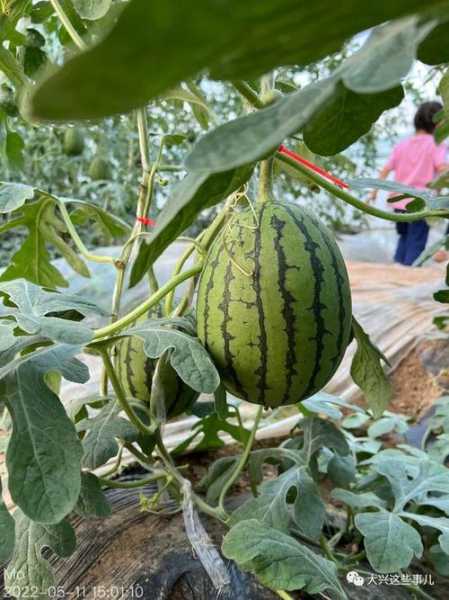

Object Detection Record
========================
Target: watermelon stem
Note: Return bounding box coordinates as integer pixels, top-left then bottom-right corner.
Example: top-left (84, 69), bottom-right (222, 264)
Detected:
top-left (257, 157), bottom-right (274, 205)
top-left (92, 263), bottom-right (203, 340)
top-left (218, 406), bottom-right (264, 518)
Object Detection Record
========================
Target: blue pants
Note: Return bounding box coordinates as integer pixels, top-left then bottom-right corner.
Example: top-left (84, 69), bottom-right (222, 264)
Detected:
top-left (394, 219), bottom-right (429, 266)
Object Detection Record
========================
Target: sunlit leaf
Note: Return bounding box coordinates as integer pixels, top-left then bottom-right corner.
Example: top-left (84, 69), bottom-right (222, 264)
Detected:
top-left (72, 0), bottom-right (112, 20)
top-left (0, 181), bottom-right (34, 213)
top-left (351, 318), bottom-right (392, 418)
top-left (0, 279), bottom-right (105, 344)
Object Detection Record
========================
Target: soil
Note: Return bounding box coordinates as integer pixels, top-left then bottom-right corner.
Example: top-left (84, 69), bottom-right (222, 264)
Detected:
top-left (390, 344), bottom-right (442, 420)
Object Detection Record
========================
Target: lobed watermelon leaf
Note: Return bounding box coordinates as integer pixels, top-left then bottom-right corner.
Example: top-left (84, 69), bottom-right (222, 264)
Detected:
top-left (5, 511), bottom-right (76, 597)
top-left (77, 401), bottom-right (138, 470)
top-left (231, 465), bottom-right (325, 540)
top-left (0, 279), bottom-right (106, 345)
top-left (355, 511), bottom-right (423, 572)
top-left (118, 322), bottom-right (221, 394)
top-left (222, 519), bottom-right (347, 599)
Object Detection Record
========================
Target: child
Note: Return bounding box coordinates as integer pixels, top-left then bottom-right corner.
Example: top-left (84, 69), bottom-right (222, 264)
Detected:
top-left (370, 101), bottom-right (448, 266)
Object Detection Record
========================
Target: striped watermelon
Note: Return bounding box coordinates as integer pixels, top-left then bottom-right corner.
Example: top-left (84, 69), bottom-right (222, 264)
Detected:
top-left (116, 307), bottom-right (198, 417)
top-left (196, 201), bottom-right (352, 408)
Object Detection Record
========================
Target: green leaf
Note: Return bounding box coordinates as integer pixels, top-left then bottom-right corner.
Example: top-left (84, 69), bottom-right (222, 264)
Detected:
top-left (173, 412), bottom-right (250, 454)
top-left (331, 489), bottom-right (387, 510)
top-left (0, 321), bottom-right (17, 352)
top-left (0, 478), bottom-right (15, 564)
top-left (122, 322), bottom-right (220, 393)
top-left (75, 472), bottom-right (111, 518)
top-left (301, 416), bottom-right (349, 462)
top-left (4, 344), bottom-right (87, 523)
top-left (0, 181), bottom-right (34, 213)
top-left (367, 414), bottom-right (409, 438)
top-left (72, 0), bottom-right (112, 20)
top-left (350, 318), bottom-right (392, 418)
top-left (0, 279), bottom-right (105, 345)
top-left (301, 392), bottom-right (365, 421)
top-left (27, 0), bottom-right (446, 120)
top-left (429, 543), bottom-right (449, 576)
top-left (186, 79), bottom-right (337, 173)
top-left (231, 466), bottom-right (325, 539)
top-left (341, 413), bottom-right (370, 429)
top-left (327, 453), bottom-right (356, 488)
top-left (199, 455), bottom-right (239, 504)
top-left (222, 519), bottom-right (346, 599)
top-left (372, 457), bottom-right (449, 512)
top-left (401, 512), bottom-right (449, 554)
top-left (130, 164), bottom-right (253, 287)
top-left (164, 86), bottom-right (210, 112)
top-left (5, 130), bottom-right (24, 169)
top-left (67, 197), bottom-right (131, 239)
top-left (355, 511), bottom-right (423, 572)
top-left (342, 17), bottom-right (436, 94)
top-left (78, 401), bottom-right (138, 470)
top-left (418, 19), bottom-right (449, 65)
top-left (349, 177), bottom-right (437, 204)
top-left (0, 194), bottom-right (75, 288)
top-left (303, 83), bottom-right (403, 156)
top-left (214, 383), bottom-right (229, 419)
top-left (5, 511), bottom-right (76, 597)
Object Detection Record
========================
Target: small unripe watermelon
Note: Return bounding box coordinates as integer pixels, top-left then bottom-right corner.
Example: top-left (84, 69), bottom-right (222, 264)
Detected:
top-left (63, 128), bottom-right (84, 156)
top-left (116, 308), bottom-right (198, 418)
top-left (196, 201), bottom-right (352, 408)
top-left (88, 157), bottom-right (111, 181)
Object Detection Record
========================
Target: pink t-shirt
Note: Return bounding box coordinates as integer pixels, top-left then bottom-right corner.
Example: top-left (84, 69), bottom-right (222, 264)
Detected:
top-left (385, 134), bottom-right (447, 209)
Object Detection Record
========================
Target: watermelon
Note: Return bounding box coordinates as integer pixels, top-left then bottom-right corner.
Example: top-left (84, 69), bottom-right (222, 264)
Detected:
top-left (63, 128), bottom-right (84, 156)
top-left (116, 309), bottom-right (198, 418)
top-left (88, 157), bottom-right (111, 181)
top-left (196, 201), bottom-right (352, 408)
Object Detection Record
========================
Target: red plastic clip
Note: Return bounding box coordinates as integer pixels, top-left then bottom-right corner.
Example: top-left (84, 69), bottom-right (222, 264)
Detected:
top-left (137, 216), bottom-right (156, 226)
top-left (278, 145), bottom-right (349, 189)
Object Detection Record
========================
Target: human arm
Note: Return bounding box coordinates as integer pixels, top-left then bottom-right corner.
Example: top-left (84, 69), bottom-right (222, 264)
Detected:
top-left (367, 164), bottom-right (393, 203)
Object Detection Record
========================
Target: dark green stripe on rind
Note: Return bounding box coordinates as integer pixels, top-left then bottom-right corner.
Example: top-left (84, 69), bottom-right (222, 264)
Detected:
top-left (271, 211), bottom-right (299, 405)
top-left (253, 204), bottom-right (269, 404)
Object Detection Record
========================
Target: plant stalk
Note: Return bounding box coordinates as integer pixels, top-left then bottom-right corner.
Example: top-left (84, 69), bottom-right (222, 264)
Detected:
top-left (219, 406), bottom-right (263, 517)
top-left (92, 264), bottom-right (203, 340)
top-left (232, 80), bottom-right (265, 109)
top-left (100, 349), bottom-right (154, 437)
top-left (276, 152), bottom-right (449, 224)
top-left (98, 471), bottom-right (167, 489)
top-left (50, 0), bottom-right (86, 50)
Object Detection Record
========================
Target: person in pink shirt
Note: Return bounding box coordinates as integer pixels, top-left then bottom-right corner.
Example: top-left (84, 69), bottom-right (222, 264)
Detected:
top-left (370, 102), bottom-right (448, 265)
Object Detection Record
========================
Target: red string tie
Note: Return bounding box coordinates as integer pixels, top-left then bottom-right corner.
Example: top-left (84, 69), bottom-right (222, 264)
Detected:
top-left (137, 216), bottom-right (156, 226)
top-left (278, 145), bottom-right (349, 189)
